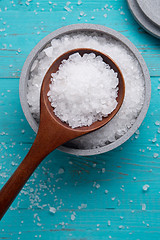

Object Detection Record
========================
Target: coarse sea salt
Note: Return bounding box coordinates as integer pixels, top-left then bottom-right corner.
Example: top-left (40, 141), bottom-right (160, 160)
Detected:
top-left (47, 53), bottom-right (119, 128)
top-left (27, 32), bottom-right (145, 149)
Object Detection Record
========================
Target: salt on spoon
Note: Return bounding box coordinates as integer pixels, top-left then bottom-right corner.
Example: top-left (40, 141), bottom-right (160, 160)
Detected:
top-left (0, 48), bottom-right (125, 219)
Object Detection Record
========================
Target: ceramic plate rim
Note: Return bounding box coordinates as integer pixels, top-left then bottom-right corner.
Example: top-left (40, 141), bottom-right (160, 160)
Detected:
top-left (127, 0), bottom-right (160, 39)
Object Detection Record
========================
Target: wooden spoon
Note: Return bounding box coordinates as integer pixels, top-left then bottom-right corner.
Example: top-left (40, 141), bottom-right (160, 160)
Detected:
top-left (0, 48), bottom-right (125, 220)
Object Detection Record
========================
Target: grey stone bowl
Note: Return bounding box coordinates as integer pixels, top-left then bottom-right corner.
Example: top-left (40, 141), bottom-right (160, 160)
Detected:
top-left (19, 24), bottom-right (151, 156)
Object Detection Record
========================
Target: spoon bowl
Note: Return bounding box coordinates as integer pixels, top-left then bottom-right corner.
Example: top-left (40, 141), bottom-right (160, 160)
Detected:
top-left (0, 48), bottom-right (125, 219)
top-left (42, 48), bottom-right (125, 132)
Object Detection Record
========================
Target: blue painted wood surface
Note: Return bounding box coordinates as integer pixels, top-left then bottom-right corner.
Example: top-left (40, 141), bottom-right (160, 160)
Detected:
top-left (0, 0), bottom-right (160, 239)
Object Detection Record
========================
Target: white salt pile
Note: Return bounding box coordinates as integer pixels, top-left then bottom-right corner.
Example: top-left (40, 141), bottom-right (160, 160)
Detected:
top-left (47, 53), bottom-right (119, 128)
top-left (27, 32), bottom-right (145, 149)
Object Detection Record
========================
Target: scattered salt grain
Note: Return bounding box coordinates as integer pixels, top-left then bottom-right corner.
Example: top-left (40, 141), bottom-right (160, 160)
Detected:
top-left (49, 207), bottom-right (56, 214)
top-left (30, 188), bottom-right (34, 192)
top-left (64, 6), bottom-right (71, 12)
top-left (71, 214), bottom-right (76, 221)
top-left (143, 184), bottom-right (149, 191)
top-left (58, 168), bottom-right (64, 174)
top-left (48, 53), bottom-right (119, 128)
top-left (155, 121), bottom-right (160, 126)
top-left (108, 220), bottom-right (111, 226)
top-left (66, 1), bottom-right (71, 6)
top-left (152, 138), bottom-right (157, 143)
top-left (95, 184), bottom-right (100, 189)
top-left (142, 203), bottom-right (146, 211)
top-left (119, 225), bottom-right (124, 229)
top-left (105, 190), bottom-right (108, 194)
top-left (153, 153), bottom-right (159, 158)
top-left (77, 0), bottom-right (82, 5)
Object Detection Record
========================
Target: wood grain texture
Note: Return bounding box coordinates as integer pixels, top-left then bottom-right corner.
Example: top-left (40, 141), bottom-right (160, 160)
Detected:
top-left (0, 0), bottom-right (160, 239)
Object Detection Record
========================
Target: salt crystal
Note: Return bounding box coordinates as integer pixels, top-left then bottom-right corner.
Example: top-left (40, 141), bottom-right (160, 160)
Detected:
top-left (153, 153), bottom-right (159, 158)
top-left (119, 225), bottom-right (124, 229)
top-left (143, 184), bottom-right (149, 191)
top-left (142, 203), bottom-right (146, 211)
top-left (155, 121), bottom-right (160, 126)
top-left (96, 184), bottom-right (100, 189)
top-left (71, 214), bottom-right (75, 221)
top-left (80, 11), bottom-right (84, 16)
top-left (77, 0), bottom-right (82, 5)
top-left (105, 190), bottom-right (108, 194)
top-left (58, 168), bottom-right (64, 174)
top-left (108, 220), bottom-right (111, 226)
top-left (64, 6), bottom-right (71, 12)
top-left (49, 207), bottom-right (56, 214)
top-left (152, 138), bottom-right (157, 143)
top-left (66, 1), bottom-right (71, 6)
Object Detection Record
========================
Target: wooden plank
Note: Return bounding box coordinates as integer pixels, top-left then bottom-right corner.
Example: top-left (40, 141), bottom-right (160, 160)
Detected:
top-left (0, 0), bottom-right (160, 239)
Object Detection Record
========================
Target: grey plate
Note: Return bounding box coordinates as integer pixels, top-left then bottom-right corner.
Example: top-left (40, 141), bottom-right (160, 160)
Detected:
top-left (127, 0), bottom-right (160, 39)
top-left (19, 24), bottom-right (151, 156)
top-left (137, 0), bottom-right (160, 27)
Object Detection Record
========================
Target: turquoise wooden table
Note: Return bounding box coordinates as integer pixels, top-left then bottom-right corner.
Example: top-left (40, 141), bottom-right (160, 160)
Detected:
top-left (0, 0), bottom-right (160, 239)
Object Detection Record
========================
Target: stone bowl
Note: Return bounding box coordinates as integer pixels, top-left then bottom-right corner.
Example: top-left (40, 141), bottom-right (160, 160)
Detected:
top-left (19, 24), bottom-right (151, 156)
